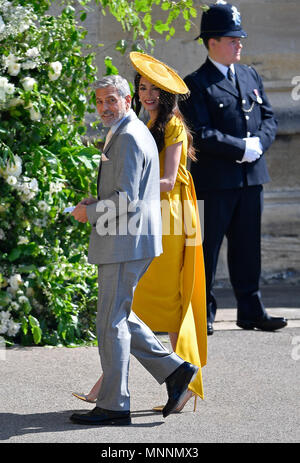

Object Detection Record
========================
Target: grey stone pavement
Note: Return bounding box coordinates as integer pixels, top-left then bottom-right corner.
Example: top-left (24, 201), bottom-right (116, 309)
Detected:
top-left (0, 285), bottom-right (299, 445)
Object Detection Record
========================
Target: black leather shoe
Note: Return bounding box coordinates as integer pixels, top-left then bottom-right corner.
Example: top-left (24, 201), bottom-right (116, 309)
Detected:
top-left (237, 316), bottom-right (287, 331)
top-left (70, 406), bottom-right (131, 426)
top-left (207, 322), bottom-right (214, 335)
top-left (162, 361), bottom-right (199, 418)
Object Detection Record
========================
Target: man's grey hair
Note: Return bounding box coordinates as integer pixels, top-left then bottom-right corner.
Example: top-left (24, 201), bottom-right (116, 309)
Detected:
top-left (93, 75), bottom-right (131, 98)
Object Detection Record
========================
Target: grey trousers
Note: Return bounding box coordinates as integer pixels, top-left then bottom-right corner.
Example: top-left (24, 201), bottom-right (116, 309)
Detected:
top-left (96, 258), bottom-right (183, 411)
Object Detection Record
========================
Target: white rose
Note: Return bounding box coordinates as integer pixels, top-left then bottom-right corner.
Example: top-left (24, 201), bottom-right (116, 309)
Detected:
top-left (49, 61), bottom-right (62, 74)
top-left (48, 61), bottom-right (62, 81)
top-left (22, 60), bottom-right (37, 70)
top-left (0, 15), bottom-right (5, 34)
top-left (3, 54), bottom-right (18, 68)
top-left (9, 98), bottom-right (24, 108)
top-left (6, 175), bottom-right (17, 186)
top-left (0, 89), bottom-right (6, 102)
top-left (4, 155), bottom-right (22, 178)
top-left (38, 200), bottom-right (50, 212)
top-left (0, 76), bottom-right (9, 89)
top-left (48, 71), bottom-right (60, 81)
top-left (10, 302), bottom-right (20, 310)
top-left (21, 77), bottom-right (37, 92)
top-left (9, 274), bottom-right (23, 291)
top-left (29, 107), bottom-right (41, 121)
top-left (0, 322), bottom-right (8, 334)
top-left (7, 320), bottom-right (20, 337)
top-left (17, 236), bottom-right (29, 245)
top-left (26, 287), bottom-right (35, 297)
top-left (19, 295), bottom-right (29, 305)
top-left (4, 82), bottom-right (15, 95)
top-left (0, 311), bottom-right (11, 322)
top-left (19, 23), bottom-right (30, 33)
top-left (8, 62), bottom-right (21, 76)
top-left (29, 178), bottom-right (39, 192)
top-left (26, 47), bottom-right (39, 59)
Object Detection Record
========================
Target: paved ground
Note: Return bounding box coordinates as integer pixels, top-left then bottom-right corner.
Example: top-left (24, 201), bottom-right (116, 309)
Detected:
top-left (1, 286), bottom-right (299, 446)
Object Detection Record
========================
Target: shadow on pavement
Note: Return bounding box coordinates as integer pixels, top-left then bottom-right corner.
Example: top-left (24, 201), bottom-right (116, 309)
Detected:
top-left (0, 409), bottom-right (164, 441)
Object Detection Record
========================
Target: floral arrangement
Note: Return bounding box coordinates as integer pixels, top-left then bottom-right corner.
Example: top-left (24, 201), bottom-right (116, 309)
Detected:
top-left (0, 1), bottom-right (101, 346)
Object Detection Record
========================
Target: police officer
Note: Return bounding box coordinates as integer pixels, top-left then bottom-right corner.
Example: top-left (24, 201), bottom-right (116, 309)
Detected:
top-left (180, 1), bottom-right (287, 335)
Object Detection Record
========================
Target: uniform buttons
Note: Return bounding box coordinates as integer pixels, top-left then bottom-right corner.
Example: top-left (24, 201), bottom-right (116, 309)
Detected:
top-left (219, 103), bottom-right (224, 108)
top-left (242, 99), bottom-right (246, 104)
top-left (245, 115), bottom-right (250, 120)
top-left (247, 132), bottom-right (251, 137)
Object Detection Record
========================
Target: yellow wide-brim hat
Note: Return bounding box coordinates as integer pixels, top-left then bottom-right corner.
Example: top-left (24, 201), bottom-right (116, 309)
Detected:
top-left (129, 51), bottom-right (189, 95)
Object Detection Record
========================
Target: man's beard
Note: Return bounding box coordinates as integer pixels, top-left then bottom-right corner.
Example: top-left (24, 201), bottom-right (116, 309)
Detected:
top-left (100, 108), bottom-right (127, 127)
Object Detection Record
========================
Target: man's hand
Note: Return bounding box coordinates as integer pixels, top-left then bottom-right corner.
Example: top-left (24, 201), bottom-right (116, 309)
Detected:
top-left (71, 204), bottom-right (88, 223)
top-left (79, 196), bottom-right (97, 206)
top-left (237, 137), bottom-right (263, 163)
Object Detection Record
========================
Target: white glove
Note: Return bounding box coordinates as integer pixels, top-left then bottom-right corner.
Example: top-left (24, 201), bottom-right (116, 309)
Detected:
top-left (237, 137), bottom-right (263, 163)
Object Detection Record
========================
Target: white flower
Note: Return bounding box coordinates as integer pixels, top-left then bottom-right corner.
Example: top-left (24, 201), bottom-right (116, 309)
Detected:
top-left (0, 15), bottom-right (5, 34)
top-left (18, 295), bottom-right (29, 305)
top-left (21, 77), bottom-right (37, 92)
top-left (19, 23), bottom-right (30, 33)
top-left (38, 200), bottom-right (50, 212)
top-left (22, 60), bottom-right (37, 70)
top-left (6, 175), bottom-right (17, 186)
top-left (0, 89), bottom-right (6, 102)
top-left (9, 274), bottom-right (23, 291)
top-left (48, 61), bottom-right (62, 81)
top-left (29, 107), bottom-right (41, 121)
top-left (0, 229), bottom-right (5, 240)
top-left (10, 301), bottom-right (20, 310)
top-left (17, 236), bottom-right (29, 245)
top-left (0, 322), bottom-right (8, 334)
top-left (7, 320), bottom-right (20, 337)
top-left (49, 61), bottom-right (62, 74)
top-left (26, 47), bottom-right (39, 59)
top-left (0, 76), bottom-right (9, 89)
top-left (26, 287), bottom-right (34, 297)
top-left (29, 178), bottom-right (39, 192)
top-left (8, 62), bottom-right (21, 76)
top-left (0, 311), bottom-right (11, 322)
top-left (50, 181), bottom-right (64, 194)
top-left (2, 54), bottom-right (18, 68)
top-left (8, 98), bottom-right (24, 108)
top-left (4, 82), bottom-right (15, 95)
top-left (48, 71), bottom-right (60, 81)
top-left (3, 154), bottom-right (22, 178)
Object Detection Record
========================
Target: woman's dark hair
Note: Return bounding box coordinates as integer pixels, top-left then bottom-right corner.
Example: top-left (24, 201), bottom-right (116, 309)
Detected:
top-left (132, 73), bottom-right (196, 161)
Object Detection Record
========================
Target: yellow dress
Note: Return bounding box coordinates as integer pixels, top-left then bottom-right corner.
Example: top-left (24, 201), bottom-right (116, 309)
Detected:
top-left (132, 116), bottom-right (207, 399)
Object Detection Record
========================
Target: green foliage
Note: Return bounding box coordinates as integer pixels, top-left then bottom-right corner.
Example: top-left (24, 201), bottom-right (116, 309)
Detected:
top-left (0, 1), bottom-right (99, 346)
top-left (78, 0), bottom-right (207, 48)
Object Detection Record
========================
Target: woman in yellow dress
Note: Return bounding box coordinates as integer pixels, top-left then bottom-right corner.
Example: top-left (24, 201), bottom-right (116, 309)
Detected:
top-left (72, 53), bottom-right (207, 411)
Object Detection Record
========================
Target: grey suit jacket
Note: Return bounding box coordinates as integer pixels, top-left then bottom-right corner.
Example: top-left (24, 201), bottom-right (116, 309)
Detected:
top-left (86, 111), bottom-right (162, 264)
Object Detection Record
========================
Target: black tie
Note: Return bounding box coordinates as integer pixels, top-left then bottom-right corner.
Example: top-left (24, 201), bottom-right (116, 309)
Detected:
top-left (227, 67), bottom-right (236, 88)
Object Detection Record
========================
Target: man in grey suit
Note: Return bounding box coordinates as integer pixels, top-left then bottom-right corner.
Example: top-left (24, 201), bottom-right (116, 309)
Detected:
top-left (70, 75), bottom-right (198, 426)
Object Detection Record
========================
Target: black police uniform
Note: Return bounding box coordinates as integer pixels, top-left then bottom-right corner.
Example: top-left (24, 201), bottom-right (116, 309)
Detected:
top-left (179, 3), bottom-right (286, 331)
top-left (180, 59), bottom-right (277, 325)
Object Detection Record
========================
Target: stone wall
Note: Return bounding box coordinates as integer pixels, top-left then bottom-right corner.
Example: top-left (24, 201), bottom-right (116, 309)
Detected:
top-left (51, 0), bottom-right (300, 284)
